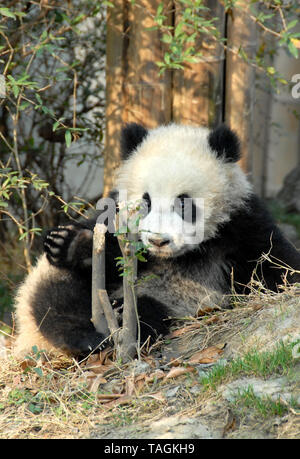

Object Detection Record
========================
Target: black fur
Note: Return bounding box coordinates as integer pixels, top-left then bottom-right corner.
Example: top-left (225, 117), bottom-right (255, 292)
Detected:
top-left (43, 218), bottom-right (122, 293)
top-left (31, 274), bottom-right (169, 357)
top-left (120, 123), bottom-right (148, 160)
top-left (37, 192), bottom-right (300, 356)
top-left (34, 226), bottom-right (170, 356)
top-left (32, 272), bottom-right (107, 355)
top-left (175, 194), bottom-right (300, 293)
top-left (208, 124), bottom-right (240, 162)
top-left (18, 123), bottom-right (300, 358)
top-left (36, 216), bottom-right (170, 356)
top-left (43, 223), bottom-right (93, 272)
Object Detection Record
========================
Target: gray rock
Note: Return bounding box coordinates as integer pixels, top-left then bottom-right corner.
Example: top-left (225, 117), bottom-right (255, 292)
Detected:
top-left (220, 376), bottom-right (299, 404)
top-left (277, 165), bottom-right (300, 213)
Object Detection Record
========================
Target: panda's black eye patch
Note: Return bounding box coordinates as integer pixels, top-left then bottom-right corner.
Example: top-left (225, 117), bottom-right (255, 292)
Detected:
top-left (142, 192), bottom-right (151, 208)
top-left (141, 192), bottom-right (151, 217)
top-left (174, 194), bottom-right (197, 223)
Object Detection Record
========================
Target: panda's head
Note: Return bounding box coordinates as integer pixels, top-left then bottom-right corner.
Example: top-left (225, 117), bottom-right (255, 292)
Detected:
top-left (115, 123), bottom-right (252, 258)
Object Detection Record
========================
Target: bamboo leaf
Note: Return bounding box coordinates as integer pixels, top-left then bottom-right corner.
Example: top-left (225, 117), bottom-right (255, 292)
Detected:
top-left (0, 8), bottom-right (16, 19)
top-left (287, 40), bottom-right (298, 59)
top-left (65, 130), bottom-right (72, 148)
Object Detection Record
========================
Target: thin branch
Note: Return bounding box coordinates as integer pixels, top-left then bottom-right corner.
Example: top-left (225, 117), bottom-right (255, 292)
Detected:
top-left (91, 222), bottom-right (119, 344)
top-left (0, 31), bottom-right (14, 76)
top-left (116, 217), bottom-right (139, 362)
top-left (73, 71), bottom-right (78, 130)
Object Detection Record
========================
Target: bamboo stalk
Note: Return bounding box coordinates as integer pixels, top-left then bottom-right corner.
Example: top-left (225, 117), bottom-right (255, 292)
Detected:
top-left (91, 222), bottom-right (110, 337)
top-left (116, 231), bottom-right (139, 362)
top-left (91, 218), bottom-right (139, 360)
top-left (98, 289), bottom-right (119, 343)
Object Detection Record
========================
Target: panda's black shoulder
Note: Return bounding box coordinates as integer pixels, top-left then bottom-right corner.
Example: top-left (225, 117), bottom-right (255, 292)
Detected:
top-left (216, 194), bottom-right (281, 253)
top-left (215, 193), bottom-right (300, 288)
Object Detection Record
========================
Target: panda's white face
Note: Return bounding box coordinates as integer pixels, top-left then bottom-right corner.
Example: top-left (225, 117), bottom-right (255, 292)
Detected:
top-left (116, 124), bottom-right (252, 258)
top-left (135, 192), bottom-right (204, 258)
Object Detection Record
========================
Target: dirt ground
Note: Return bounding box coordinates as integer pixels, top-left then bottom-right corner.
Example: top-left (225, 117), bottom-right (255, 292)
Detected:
top-left (0, 286), bottom-right (299, 439)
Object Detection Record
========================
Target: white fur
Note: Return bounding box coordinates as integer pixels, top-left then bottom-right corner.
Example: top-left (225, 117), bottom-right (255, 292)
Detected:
top-left (116, 124), bottom-right (252, 257)
top-left (14, 254), bottom-right (67, 357)
top-left (13, 124), bottom-right (253, 355)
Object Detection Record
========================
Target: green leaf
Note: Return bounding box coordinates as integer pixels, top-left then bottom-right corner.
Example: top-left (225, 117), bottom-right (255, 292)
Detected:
top-left (33, 367), bottom-right (43, 378)
top-left (238, 46), bottom-right (248, 62)
top-left (0, 8), bottom-right (16, 19)
top-left (161, 33), bottom-right (172, 44)
top-left (287, 40), bottom-right (298, 59)
top-left (19, 233), bottom-right (28, 241)
top-left (135, 252), bottom-right (147, 262)
top-left (55, 66), bottom-right (69, 73)
top-left (40, 30), bottom-right (48, 41)
top-left (65, 130), bottom-right (72, 148)
top-left (9, 82), bottom-right (19, 98)
top-left (157, 3), bottom-right (164, 16)
top-left (71, 13), bottom-right (85, 25)
top-left (28, 402), bottom-right (43, 414)
top-left (287, 20), bottom-right (298, 31)
top-left (52, 120), bottom-right (60, 132)
top-left (31, 345), bottom-right (39, 355)
top-left (35, 93), bottom-right (42, 105)
top-left (278, 78), bottom-right (288, 85)
top-left (164, 53), bottom-right (171, 64)
top-left (19, 102), bottom-right (30, 111)
top-left (174, 22), bottom-right (184, 38)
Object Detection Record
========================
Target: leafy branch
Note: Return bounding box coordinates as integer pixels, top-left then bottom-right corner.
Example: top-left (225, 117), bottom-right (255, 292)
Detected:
top-left (0, 1), bottom-right (106, 273)
top-left (152, 0), bottom-right (300, 87)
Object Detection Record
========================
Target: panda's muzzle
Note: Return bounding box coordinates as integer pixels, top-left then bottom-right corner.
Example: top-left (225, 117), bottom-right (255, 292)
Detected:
top-left (148, 236), bottom-right (170, 248)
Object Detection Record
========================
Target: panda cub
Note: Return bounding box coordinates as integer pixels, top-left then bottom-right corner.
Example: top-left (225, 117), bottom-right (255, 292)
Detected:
top-left (14, 123), bottom-right (300, 358)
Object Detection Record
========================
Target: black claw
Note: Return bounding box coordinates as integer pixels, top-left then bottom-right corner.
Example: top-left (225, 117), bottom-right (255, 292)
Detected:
top-left (43, 224), bottom-right (93, 270)
top-left (75, 333), bottom-right (109, 354)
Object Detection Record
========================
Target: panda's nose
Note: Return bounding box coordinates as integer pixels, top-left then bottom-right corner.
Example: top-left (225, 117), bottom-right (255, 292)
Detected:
top-left (149, 236), bottom-right (170, 247)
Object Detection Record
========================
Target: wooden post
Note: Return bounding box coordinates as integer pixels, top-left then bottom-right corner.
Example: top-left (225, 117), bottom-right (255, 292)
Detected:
top-left (224, 1), bottom-right (257, 173)
top-left (104, 1), bottom-right (125, 196)
top-left (104, 0), bottom-right (172, 195)
top-left (172, 0), bottom-right (225, 127)
top-left (121, 0), bottom-right (172, 128)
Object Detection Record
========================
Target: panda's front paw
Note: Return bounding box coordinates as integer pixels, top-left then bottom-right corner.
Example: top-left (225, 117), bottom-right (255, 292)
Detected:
top-left (76, 335), bottom-right (108, 354)
top-left (44, 225), bottom-right (77, 267)
top-left (44, 224), bottom-right (93, 269)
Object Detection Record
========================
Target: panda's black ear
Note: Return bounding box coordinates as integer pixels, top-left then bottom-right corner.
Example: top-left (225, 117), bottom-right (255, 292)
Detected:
top-left (208, 124), bottom-right (241, 163)
top-left (120, 123), bottom-right (148, 160)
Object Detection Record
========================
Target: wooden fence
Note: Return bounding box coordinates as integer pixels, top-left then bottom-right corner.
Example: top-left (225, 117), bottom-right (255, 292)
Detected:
top-left (104, 0), bottom-right (300, 198)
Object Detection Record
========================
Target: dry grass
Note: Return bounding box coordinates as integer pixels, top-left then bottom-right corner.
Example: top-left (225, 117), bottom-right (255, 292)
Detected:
top-left (0, 353), bottom-right (99, 438)
top-left (0, 284), bottom-right (299, 439)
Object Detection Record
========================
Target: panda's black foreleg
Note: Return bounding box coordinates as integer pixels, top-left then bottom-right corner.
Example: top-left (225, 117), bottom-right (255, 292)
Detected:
top-left (43, 222), bottom-right (94, 271)
top-left (62, 328), bottom-right (109, 356)
top-left (112, 295), bottom-right (171, 345)
top-left (57, 295), bottom-right (170, 356)
top-left (43, 220), bottom-right (124, 294)
top-left (60, 295), bottom-right (170, 356)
